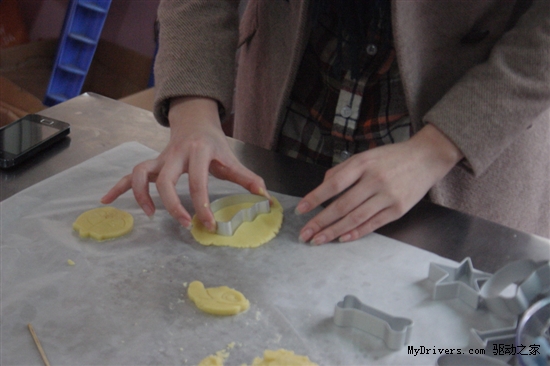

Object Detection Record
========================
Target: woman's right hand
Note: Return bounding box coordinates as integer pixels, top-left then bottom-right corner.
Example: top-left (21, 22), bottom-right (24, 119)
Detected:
top-left (101, 96), bottom-right (269, 231)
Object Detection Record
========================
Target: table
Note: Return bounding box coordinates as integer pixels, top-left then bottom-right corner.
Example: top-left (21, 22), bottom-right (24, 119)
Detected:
top-left (2, 93), bottom-right (549, 273)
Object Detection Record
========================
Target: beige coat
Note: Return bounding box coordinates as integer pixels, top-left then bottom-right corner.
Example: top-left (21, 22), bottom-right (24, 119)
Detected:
top-left (154, 0), bottom-right (550, 238)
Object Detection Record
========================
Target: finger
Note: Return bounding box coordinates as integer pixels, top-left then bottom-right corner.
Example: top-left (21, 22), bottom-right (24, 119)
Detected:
top-left (101, 174), bottom-right (133, 204)
top-left (188, 149), bottom-right (216, 232)
top-left (338, 206), bottom-right (400, 243)
top-left (131, 160), bottom-right (161, 216)
top-left (309, 193), bottom-right (390, 245)
top-left (156, 155), bottom-right (193, 228)
top-left (298, 184), bottom-right (372, 243)
top-left (211, 159), bottom-right (270, 199)
top-left (295, 162), bottom-right (362, 215)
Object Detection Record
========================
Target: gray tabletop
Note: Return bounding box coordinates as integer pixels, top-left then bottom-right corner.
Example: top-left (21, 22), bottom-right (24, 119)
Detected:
top-left (2, 93), bottom-right (548, 273)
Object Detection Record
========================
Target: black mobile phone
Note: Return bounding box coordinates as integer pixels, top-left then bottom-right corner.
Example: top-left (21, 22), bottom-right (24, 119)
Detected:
top-left (0, 114), bottom-right (70, 169)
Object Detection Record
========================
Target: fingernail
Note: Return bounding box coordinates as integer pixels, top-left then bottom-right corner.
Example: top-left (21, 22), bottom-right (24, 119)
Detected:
top-left (339, 234), bottom-right (352, 243)
top-left (258, 187), bottom-right (271, 201)
top-left (299, 229), bottom-right (313, 243)
top-left (143, 204), bottom-right (154, 217)
top-left (294, 201), bottom-right (310, 215)
top-left (178, 217), bottom-right (192, 230)
top-left (310, 234), bottom-right (327, 246)
top-left (204, 220), bottom-right (216, 233)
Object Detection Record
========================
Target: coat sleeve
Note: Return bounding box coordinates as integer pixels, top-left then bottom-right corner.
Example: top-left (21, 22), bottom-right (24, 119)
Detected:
top-left (424, 0), bottom-right (550, 176)
top-left (153, 0), bottom-right (241, 126)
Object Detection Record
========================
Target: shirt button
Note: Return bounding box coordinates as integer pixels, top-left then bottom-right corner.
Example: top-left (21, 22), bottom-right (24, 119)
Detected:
top-left (341, 106), bottom-right (352, 118)
top-left (366, 44), bottom-right (377, 56)
top-left (339, 150), bottom-right (351, 161)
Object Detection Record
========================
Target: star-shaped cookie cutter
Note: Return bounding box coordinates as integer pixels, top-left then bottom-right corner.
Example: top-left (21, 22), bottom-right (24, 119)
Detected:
top-left (428, 257), bottom-right (492, 308)
top-left (210, 194), bottom-right (271, 236)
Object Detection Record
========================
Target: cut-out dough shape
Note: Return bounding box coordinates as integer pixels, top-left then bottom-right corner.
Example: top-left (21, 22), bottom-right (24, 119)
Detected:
top-left (73, 207), bottom-right (133, 241)
top-left (191, 196), bottom-right (283, 248)
top-left (250, 349), bottom-right (318, 366)
top-left (188, 281), bottom-right (249, 315)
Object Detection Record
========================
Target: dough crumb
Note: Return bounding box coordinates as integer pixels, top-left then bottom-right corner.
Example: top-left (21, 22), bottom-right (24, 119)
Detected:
top-left (198, 349), bottom-right (229, 366)
top-left (67, 259), bottom-right (75, 266)
top-left (248, 349), bottom-right (318, 366)
top-left (188, 281), bottom-right (249, 315)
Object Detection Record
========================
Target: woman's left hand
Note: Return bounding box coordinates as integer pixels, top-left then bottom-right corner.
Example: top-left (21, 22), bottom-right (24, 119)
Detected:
top-left (295, 124), bottom-right (464, 245)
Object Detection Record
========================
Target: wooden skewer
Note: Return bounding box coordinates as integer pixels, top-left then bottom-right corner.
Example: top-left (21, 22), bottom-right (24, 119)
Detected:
top-left (27, 323), bottom-right (51, 366)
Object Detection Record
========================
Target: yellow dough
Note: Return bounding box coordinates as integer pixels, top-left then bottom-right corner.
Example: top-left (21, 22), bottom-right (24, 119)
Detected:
top-left (198, 355), bottom-right (223, 366)
top-left (191, 196), bottom-right (283, 248)
top-left (198, 350), bottom-right (229, 366)
top-left (73, 206), bottom-right (133, 241)
top-left (250, 349), bottom-right (318, 366)
top-left (188, 281), bottom-right (249, 315)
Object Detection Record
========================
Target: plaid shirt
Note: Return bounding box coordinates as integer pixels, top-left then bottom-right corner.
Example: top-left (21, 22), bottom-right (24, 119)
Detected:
top-left (276, 0), bottom-right (410, 167)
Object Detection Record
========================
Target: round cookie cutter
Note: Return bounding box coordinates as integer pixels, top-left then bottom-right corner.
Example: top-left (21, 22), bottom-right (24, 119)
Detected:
top-left (479, 260), bottom-right (550, 319)
top-left (516, 296), bottom-right (550, 366)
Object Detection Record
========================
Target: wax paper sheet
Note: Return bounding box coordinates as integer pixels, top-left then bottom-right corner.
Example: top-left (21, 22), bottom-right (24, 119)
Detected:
top-left (1, 142), bottom-right (514, 365)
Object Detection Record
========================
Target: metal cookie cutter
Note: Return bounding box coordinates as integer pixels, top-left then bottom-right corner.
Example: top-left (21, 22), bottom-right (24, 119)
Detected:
top-left (516, 296), bottom-right (550, 366)
top-left (428, 257), bottom-right (492, 308)
top-left (333, 295), bottom-right (413, 350)
top-left (479, 260), bottom-right (550, 319)
top-left (210, 194), bottom-right (270, 236)
top-left (468, 324), bottom-right (518, 363)
top-left (437, 354), bottom-right (509, 366)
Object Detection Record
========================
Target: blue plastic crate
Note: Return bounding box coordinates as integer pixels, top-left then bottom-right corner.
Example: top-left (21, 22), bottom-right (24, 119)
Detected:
top-left (44, 0), bottom-right (112, 106)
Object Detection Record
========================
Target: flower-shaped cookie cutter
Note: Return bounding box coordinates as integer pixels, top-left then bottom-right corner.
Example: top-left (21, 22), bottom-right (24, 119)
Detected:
top-left (210, 194), bottom-right (271, 236)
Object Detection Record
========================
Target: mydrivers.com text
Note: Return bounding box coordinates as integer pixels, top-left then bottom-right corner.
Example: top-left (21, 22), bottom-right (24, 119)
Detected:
top-left (407, 345), bottom-right (485, 357)
top-left (407, 343), bottom-right (542, 357)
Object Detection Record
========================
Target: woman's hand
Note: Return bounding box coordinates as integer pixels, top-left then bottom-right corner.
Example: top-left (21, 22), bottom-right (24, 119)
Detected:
top-left (295, 124), bottom-right (464, 244)
top-left (101, 97), bottom-right (269, 231)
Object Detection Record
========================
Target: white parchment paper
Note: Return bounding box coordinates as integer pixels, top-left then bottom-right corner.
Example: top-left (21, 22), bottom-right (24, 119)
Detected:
top-left (1, 142), bottom-right (513, 365)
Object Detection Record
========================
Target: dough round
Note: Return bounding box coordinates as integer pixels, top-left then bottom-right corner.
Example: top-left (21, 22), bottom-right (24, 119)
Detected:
top-left (73, 206), bottom-right (133, 241)
top-left (188, 281), bottom-right (249, 316)
top-left (191, 196), bottom-right (283, 248)
top-left (251, 349), bottom-right (318, 366)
